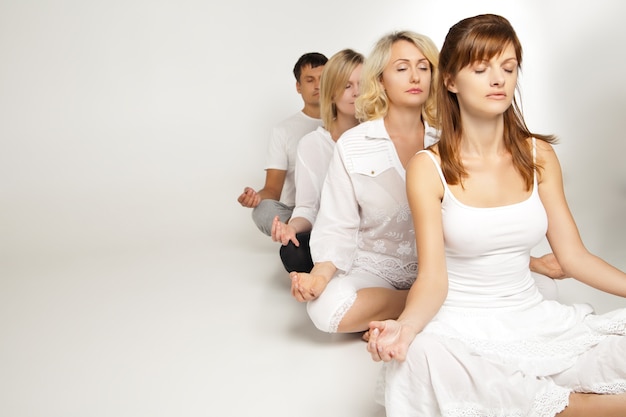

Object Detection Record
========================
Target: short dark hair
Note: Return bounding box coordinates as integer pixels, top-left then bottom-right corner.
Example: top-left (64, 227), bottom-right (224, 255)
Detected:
top-left (293, 52), bottom-right (328, 82)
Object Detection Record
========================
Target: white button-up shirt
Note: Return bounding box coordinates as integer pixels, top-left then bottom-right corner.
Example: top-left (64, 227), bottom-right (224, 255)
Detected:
top-left (292, 126), bottom-right (335, 226)
top-left (310, 118), bottom-right (439, 289)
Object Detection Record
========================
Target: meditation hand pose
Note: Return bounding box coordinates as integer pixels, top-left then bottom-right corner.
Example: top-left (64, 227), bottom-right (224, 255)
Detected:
top-left (291, 31), bottom-right (441, 333)
top-left (270, 49), bottom-right (364, 274)
top-left (291, 30), bottom-right (567, 337)
top-left (367, 14), bottom-right (626, 417)
top-left (237, 52), bottom-right (327, 236)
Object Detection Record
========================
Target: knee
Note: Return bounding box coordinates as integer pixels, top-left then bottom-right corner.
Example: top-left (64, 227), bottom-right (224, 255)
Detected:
top-left (306, 292), bottom-right (357, 333)
top-left (251, 200), bottom-right (276, 235)
top-left (280, 239), bottom-right (313, 273)
top-left (306, 299), bottom-right (335, 333)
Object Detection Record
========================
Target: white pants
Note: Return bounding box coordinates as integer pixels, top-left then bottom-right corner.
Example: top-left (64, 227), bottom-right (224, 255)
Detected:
top-left (306, 269), bottom-right (396, 333)
top-left (307, 271), bottom-right (559, 333)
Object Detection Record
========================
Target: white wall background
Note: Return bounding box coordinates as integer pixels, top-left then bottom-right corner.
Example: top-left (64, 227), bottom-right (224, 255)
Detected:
top-left (1, 0), bottom-right (625, 308)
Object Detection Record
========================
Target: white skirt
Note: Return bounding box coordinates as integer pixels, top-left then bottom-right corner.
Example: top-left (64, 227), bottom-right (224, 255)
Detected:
top-left (381, 301), bottom-right (626, 417)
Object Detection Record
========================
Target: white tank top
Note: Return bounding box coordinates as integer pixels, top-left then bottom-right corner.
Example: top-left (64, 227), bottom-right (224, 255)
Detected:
top-left (419, 140), bottom-right (547, 310)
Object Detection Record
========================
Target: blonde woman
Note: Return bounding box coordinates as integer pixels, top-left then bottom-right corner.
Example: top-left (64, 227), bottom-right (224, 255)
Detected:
top-left (368, 14), bottom-right (626, 416)
top-left (289, 31), bottom-right (441, 334)
top-left (271, 48), bottom-right (364, 272)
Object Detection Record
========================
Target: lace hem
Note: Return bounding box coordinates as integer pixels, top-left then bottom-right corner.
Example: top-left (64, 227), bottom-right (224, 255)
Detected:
top-left (441, 385), bottom-right (569, 417)
top-left (353, 255), bottom-right (417, 289)
top-left (530, 385), bottom-right (570, 417)
top-left (424, 308), bottom-right (617, 375)
top-left (328, 293), bottom-right (357, 333)
top-left (463, 334), bottom-right (607, 363)
top-left (585, 309), bottom-right (626, 335)
top-left (579, 380), bottom-right (626, 395)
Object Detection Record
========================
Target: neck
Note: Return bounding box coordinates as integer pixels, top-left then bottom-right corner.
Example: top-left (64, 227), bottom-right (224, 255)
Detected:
top-left (302, 103), bottom-right (321, 119)
top-left (329, 114), bottom-right (359, 141)
top-left (460, 115), bottom-right (505, 156)
top-left (384, 106), bottom-right (424, 139)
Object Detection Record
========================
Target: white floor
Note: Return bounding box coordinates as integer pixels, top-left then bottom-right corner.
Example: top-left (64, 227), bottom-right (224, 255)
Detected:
top-left (0, 232), bottom-right (386, 417)
top-left (2, 210), bottom-right (624, 417)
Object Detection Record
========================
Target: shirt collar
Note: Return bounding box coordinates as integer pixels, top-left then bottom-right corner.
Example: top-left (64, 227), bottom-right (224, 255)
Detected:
top-left (364, 118), bottom-right (390, 140)
top-left (365, 117), bottom-right (440, 148)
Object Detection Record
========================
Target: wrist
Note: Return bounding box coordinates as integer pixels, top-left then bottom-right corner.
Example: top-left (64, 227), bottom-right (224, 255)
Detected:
top-left (311, 261), bottom-right (337, 284)
top-left (397, 317), bottom-right (422, 337)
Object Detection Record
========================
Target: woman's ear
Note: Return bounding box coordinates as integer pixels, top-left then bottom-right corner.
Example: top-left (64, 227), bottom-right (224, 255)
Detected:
top-left (442, 72), bottom-right (458, 93)
top-left (444, 75), bottom-right (458, 93)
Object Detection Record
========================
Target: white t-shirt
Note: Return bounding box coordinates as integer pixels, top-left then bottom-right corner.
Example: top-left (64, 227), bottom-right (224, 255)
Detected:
top-left (310, 118), bottom-right (439, 288)
top-left (264, 111), bottom-right (322, 206)
top-left (292, 126), bottom-right (335, 225)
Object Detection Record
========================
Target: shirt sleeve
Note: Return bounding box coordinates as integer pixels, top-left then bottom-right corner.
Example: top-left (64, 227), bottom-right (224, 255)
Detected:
top-left (309, 142), bottom-right (360, 273)
top-left (292, 133), bottom-right (326, 225)
top-left (264, 125), bottom-right (289, 171)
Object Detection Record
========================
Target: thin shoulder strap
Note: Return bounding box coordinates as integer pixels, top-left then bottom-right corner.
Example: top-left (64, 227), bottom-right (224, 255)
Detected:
top-left (417, 150), bottom-right (447, 189)
top-left (532, 137), bottom-right (537, 187)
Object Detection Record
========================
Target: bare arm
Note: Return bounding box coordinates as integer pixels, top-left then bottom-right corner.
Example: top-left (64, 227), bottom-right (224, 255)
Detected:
top-left (368, 151), bottom-right (448, 362)
top-left (537, 141), bottom-right (626, 295)
top-left (257, 169), bottom-right (286, 200)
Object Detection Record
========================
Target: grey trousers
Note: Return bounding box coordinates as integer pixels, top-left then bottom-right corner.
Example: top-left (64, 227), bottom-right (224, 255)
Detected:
top-left (251, 199), bottom-right (293, 236)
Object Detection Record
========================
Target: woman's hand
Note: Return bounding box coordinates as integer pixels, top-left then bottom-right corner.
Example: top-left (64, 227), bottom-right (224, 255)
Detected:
top-left (530, 253), bottom-right (567, 279)
top-left (271, 216), bottom-right (299, 246)
top-left (367, 319), bottom-right (419, 362)
top-left (289, 271), bottom-right (329, 302)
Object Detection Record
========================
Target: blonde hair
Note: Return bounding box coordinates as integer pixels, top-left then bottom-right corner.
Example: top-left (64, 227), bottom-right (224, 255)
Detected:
top-left (355, 30), bottom-right (439, 125)
top-left (319, 49), bottom-right (364, 131)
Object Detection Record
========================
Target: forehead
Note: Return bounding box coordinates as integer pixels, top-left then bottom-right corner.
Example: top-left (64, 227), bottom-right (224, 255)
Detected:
top-left (349, 63), bottom-right (363, 79)
top-left (389, 39), bottom-right (425, 60)
top-left (299, 64), bottom-right (324, 78)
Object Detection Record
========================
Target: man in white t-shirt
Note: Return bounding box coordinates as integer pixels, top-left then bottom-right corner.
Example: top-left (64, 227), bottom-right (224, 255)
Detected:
top-left (237, 52), bottom-right (327, 235)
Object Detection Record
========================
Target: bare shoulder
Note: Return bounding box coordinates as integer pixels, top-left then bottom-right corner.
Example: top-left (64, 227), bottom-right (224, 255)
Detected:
top-left (530, 137), bottom-right (563, 188)
top-left (406, 147), bottom-right (443, 198)
top-left (529, 137), bottom-right (558, 165)
top-left (534, 137), bottom-right (555, 152)
top-left (407, 146), bottom-right (440, 171)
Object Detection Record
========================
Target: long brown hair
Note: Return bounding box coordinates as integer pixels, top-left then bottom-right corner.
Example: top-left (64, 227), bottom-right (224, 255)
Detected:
top-left (436, 14), bottom-right (556, 189)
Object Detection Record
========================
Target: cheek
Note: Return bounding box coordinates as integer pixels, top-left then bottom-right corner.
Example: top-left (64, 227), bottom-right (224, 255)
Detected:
top-left (381, 75), bottom-right (399, 95)
top-left (336, 97), bottom-right (355, 114)
top-left (423, 75), bottom-right (432, 91)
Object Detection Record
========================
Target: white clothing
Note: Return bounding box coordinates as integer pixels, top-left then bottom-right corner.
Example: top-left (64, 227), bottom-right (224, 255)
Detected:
top-left (264, 111), bottom-right (322, 206)
top-left (382, 148), bottom-right (626, 417)
top-left (307, 270), bottom-right (397, 333)
top-left (307, 118), bottom-right (439, 332)
top-left (311, 118), bottom-right (438, 278)
top-left (292, 126), bottom-right (335, 226)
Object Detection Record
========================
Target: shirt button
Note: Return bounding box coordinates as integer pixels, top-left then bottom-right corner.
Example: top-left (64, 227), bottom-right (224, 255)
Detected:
top-left (371, 170), bottom-right (375, 175)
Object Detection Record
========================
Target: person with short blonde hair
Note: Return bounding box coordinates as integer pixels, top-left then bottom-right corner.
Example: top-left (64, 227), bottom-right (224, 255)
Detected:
top-left (272, 48), bottom-right (364, 273)
top-left (356, 31), bottom-right (439, 126)
top-left (289, 31), bottom-right (441, 334)
top-left (367, 14), bottom-right (626, 417)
